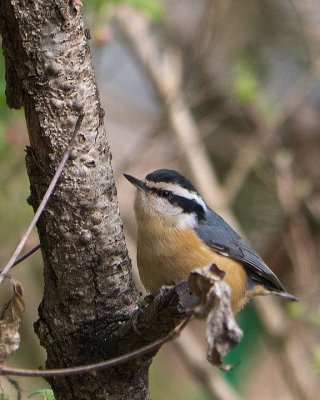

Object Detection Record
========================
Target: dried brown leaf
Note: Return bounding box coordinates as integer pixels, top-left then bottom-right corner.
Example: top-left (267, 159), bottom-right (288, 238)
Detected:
top-left (0, 279), bottom-right (25, 363)
top-left (188, 263), bottom-right (225, 317)
top-left (189, 264), bottom-right (243, 366)
top-left (205, 281), bottom-right (243, 365)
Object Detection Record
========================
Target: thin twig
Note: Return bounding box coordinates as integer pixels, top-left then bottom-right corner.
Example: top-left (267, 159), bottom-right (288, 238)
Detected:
top-left (11, 243), bottom-right (41, 268)
top-left (6, 377), bottom-right (22, 400)
top-left (292, 0), bottom-right (320, 76)
top-left (0, 315), bottom-right (192, 378)
top-left (223, 74), bottom-right (314, 206)
top-left (0, 114), bottom-right (84, 285)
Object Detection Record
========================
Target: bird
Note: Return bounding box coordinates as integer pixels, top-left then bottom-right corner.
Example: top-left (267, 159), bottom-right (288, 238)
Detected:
top-left (124, 169), bottom-right (296, 313)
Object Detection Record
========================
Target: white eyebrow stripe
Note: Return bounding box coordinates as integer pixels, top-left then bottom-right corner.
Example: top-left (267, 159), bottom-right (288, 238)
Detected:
top-left (145, 181), bottom-right (207, 211)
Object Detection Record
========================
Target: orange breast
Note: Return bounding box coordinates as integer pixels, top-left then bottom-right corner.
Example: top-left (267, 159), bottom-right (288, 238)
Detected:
top-left (137, 221), bottom-right (248, 312)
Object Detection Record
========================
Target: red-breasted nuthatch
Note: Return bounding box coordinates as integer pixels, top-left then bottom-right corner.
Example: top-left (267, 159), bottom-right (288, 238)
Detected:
top-left (124, 169), bottom-right (296, 313)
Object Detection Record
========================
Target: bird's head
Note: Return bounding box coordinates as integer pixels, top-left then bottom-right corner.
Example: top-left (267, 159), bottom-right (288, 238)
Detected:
top-left (124, 169), bottom-right (207, 229)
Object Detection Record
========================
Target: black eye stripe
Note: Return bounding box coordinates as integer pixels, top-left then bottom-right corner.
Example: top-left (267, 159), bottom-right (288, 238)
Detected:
top-left (169, 195), bottom-right (205, 221)
top-left (149, 188), bottom-right (172, 198)
top-left (148, 187), bottom-right (205, 221)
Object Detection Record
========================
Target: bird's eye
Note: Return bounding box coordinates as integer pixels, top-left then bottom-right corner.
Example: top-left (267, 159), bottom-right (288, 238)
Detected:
top-left (161, 190), bottom-right (171, 198)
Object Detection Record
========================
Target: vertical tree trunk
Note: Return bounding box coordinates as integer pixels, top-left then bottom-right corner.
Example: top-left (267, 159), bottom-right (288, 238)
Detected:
top-left (0, 1), bottom-right (151, 398)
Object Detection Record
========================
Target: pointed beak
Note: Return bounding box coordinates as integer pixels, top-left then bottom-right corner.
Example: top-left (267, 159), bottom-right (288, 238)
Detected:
top-left (123, 174), bottom-right (146, 192)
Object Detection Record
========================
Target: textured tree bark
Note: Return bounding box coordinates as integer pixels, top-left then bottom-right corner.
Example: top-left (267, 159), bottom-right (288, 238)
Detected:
top-left (0, 1), bottom-right (147, 399)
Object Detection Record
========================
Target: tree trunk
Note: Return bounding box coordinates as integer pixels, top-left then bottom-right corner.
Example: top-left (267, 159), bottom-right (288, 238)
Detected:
top-left (0, 1), bottom-right (150, 398)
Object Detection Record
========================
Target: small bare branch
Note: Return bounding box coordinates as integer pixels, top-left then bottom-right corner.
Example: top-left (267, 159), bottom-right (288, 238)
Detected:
top-left (0, 263), bottom-right (240, 382)
top-left (223, 74), bottom-right (314, 206)
top-left (0, 114), bottom-right (84, 285)
top-left (0, 315), bottom-right (192, 378)
top-left (11, 243), bottom-right (41, 269)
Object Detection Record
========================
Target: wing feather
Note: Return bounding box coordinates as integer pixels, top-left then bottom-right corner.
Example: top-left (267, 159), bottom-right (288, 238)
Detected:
top-left (195, 208), bottom-right (285, 291)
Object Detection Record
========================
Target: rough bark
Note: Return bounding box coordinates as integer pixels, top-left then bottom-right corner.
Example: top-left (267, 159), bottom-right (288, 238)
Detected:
top-left (0, 1), bottom-right (141, 399)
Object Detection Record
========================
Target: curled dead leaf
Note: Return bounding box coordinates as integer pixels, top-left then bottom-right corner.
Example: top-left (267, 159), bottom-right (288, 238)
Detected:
top-left (188, 263), bottom-right (225, 317)
top-left (188, 264), bottom-right (243, 366)
top-left (205, 281), bottom-right (243, 365)
top-left (0, 279), bottom-right (25, 364)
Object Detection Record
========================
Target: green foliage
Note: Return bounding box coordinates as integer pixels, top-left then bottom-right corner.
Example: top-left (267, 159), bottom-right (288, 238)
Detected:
top-left (29, 389), bottom-right (56, 400)
top-left (84, 0), bottom-right (165, 23)
top-left (223, 303), bottom-right (263, 389)
top-left (125, 0), bottom-right (164, 22)
top-left (232, 59), bottom-right (258, 105)
top-left (287, 303), bottom-right (320, 374)
top-left (0, 394), bottom-right (9, 400)
top-left (309, 311), bottom-right (320, 326)
top-left (287, 302), bottom-right (320, 326)
top-left (286, 301), bottom-right (306, 320)
top-left (313, 346), bottom-right (320, 373)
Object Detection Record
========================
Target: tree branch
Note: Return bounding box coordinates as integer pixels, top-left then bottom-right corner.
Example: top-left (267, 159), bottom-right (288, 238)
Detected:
top-left (11, 244), bottom-right (41, 269)
top-left (0, 304), bottom-right (193, 378)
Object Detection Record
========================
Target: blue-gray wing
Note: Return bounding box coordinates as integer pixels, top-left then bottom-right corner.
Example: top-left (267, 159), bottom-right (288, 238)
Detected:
top-left (195, 208), bottom-right (285, 291)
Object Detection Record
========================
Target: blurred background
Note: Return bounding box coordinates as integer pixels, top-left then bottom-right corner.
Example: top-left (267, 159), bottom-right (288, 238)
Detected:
top-left (1, 0), bottom-right (320, 399)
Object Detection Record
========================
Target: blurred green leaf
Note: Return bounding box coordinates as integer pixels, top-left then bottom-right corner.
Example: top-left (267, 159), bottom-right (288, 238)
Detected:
top-left (308, 309), bottom-right (320, 326)
top-left (286, 302), bottom-right (320, 326)
top-left (286, 301), bottom-right (307, 320)
top-left (232, 60), bottom-right (258, 105)
top-left (313, 346), bottom-right (320, 373)
top-left (125, 0), bottom-right (165, 22)
top-left (84, 0), bottom-right (164, 23)
top-left (28, 389), bottom-right (55, 400)
top-left (0, 394), bottom-right (9, 400)
top-left (223, 303), bottom-right (263, 388)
